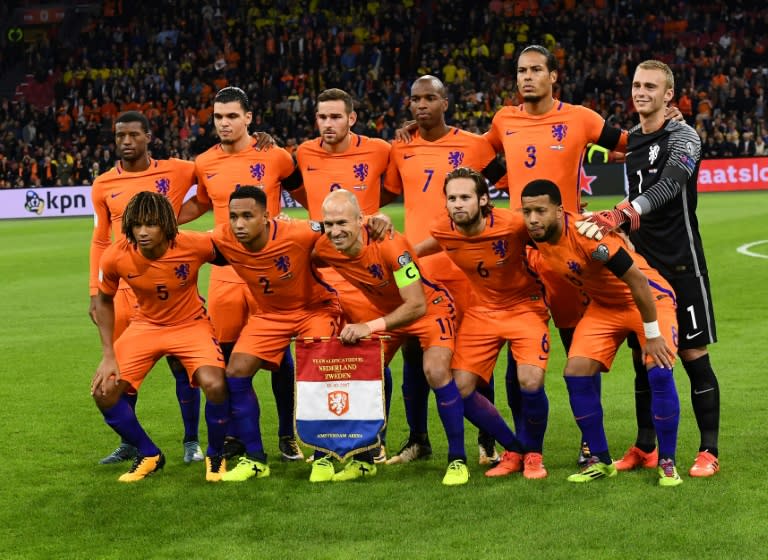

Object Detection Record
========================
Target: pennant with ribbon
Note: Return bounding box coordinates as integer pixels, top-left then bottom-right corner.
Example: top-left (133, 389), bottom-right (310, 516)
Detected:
top-left (294, 337), bottom-right (385, 461)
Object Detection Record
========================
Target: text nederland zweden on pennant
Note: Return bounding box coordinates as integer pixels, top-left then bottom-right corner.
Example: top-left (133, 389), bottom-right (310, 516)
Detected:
top-left (294, 337), bottom-right (386, 461)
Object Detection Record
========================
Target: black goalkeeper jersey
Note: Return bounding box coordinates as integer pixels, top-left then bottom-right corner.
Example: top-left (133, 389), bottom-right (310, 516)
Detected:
top-left (626, 119), bottom-right (709, 279)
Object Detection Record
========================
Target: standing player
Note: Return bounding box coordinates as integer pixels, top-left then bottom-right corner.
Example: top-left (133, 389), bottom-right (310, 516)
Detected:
top-left (91, 192), bottom-right (230, 482)
top-left (179, 87), bottom-right (304, 462)
top-left (293, 88), bottom-right (395, 462)
top-left (383, 75), bottom-right (507, 466)
top-left (522, 179), bottom-right (683, 487)
top-left (576, 61), bottom-right (721, 477)
top-left (415, 168), bottom-right (551, 479)
top-left (89, 110), bottom-right (203, 465)
top-left (209, 187), bottom-right (341, 482)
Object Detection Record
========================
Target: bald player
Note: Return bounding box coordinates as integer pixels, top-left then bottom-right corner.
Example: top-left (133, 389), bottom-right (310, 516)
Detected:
top-left (383, 75), bottom-right (509, 465)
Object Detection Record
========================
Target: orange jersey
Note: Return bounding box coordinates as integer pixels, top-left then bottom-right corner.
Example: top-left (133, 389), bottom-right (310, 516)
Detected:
top-left (89, 158), bottom-right (196, 295)
top-left (429, 208), bottom-right (544, 308)
top-left (486, 102), bottom-right (627, 212)
top-left (313, 229), bottom-right (452, 315)
top-left (98, 231), bottom-right (215, 326)
top-left (211, 220), bottom-right (337, 314)
top-left (384, 127), bottom-right (501, 244)
top-left (195, 141), bottom-right (296, 283)
top-left (533, 212), bottom-right (675, 308)
top-left (296, 134), bottom-right (390, 220)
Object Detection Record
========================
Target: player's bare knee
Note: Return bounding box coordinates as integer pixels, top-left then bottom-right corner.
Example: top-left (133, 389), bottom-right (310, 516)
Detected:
top-left (563, 357), bottom-right (602, 377)
top-left (195, 367), bottom-right (228, 402)
top-left (518, 365), bottom-right (545, 391)
top-left (452, 369), bottom-right (477, 397)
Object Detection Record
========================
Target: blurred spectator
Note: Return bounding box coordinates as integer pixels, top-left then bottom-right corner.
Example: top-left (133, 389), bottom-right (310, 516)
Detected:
top-left (0, 0), bottom-right (766, 188)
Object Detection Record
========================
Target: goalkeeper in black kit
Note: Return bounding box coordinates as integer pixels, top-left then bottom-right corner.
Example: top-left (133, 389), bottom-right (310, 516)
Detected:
top-left (577, 60), bottom-right (720, 478)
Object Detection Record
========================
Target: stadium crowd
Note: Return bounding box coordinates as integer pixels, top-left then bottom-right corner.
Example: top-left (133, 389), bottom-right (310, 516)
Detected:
top-left (0, 0), bottom-right (766, 188)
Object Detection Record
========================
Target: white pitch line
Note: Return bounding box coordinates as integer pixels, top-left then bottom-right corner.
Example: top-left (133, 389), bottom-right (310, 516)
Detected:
top-left (737, 240), bottom-right (768, 259)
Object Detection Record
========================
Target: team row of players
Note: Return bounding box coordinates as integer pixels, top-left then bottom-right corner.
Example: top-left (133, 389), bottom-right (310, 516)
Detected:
top-left (89, 49), bottom-right (720, 485)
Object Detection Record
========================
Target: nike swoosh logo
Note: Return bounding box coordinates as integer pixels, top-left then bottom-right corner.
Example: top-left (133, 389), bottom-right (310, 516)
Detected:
top-left (693, 387), bottom-right (715, 395)
top-left (307, 166), bottom-right (318, 171)
top-left (445, 247), bottom-right (458, 252)
top-left (206, 173), bottom-right (218, 179)
top-left (505, 130), bottom-right (517, 135)
top-left (538, 355), bottom-right (548, 360)
top-left (110, 192), bottom-right (123, 198)
top-left (685, 331), bottom-right (703, 340)
top-left (127, 274), bottom-right (141, 279)
top-left (403, 154), bottom-right (416, 159)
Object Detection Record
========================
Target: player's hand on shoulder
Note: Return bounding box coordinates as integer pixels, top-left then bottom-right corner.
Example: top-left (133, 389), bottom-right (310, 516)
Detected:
top-left (339, 323), bottom-right (371, 344)
top-left (252, 131), bottom-right (278, 150)
top-left (274, 212), bottom-right (294, 222)
top-left (366, 213), bottom-right (395, 241)
top-left (393, 120), bottom-right (418, 143)
top-left (664, 105), bottom-right (684, 123)
top-left (642, 336), bottom-right (676, 370)
top-left (91, 357), bottom-right (121, 396)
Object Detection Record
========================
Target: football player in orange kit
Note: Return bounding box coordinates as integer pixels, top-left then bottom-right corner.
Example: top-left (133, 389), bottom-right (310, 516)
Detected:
top-left (89, 110), bottom-right (203, 465)
top-left (382, 75), bottom-right (509, 465)
top-left (208, 186), bottom-right (341, 482)
top-left (179, 87), bottom-right (305, 462)
top-left (521, 179), bottom-right (682, 487)
top-left (291, 88), bottom-right (395, 462)
top-left (415, 167), bottom-right (551, 479)
top-left (91, 192), bottom-right (229, 483)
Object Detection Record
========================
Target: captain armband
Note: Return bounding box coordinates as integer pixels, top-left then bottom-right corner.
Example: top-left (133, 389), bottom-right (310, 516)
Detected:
top-left (394, 261), bottom-right (420, 288)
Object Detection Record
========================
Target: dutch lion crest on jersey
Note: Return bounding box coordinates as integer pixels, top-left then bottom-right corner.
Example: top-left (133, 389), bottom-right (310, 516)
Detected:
top-left (251, 163), bottom-right (266, 181)
top-left (353, 163), bottom-right (369, 182)
top-left (448, 151), bottom-right (464, 169)
top-left (649, 144), bottom-right (660, 165)
top-left (551, 124), bottom-right (568, 142)
top-left (155, 177), bottom-right (170, 195)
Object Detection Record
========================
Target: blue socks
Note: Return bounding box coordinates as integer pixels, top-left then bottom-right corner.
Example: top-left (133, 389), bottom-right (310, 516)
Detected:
top-left (226, 376), bottom-right (266, 461)
top-left (520, 387), bottom-right (549, 453)
top-left (103, 395), bottom-right (160, 457)
top-left (647, 365), bottom-right (680, 461)
top-left (169, 358), bottom-right (201, 442)
top-left (402, 356), bottom-right (430, 436)
top-left (462, 390), bottom-right (522, 453)
top-left (565, 375), bottom-right (610, 462)
top-left (204, 400), bottom-right (230, 457)
top-left (272, 348), bottom-right (295, 438)
top-left (433, 380), bottom-right (466, 462)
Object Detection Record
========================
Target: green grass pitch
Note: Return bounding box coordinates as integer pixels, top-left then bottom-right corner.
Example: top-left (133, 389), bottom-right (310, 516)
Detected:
top-left (0, 193), bottom-right (766, 558)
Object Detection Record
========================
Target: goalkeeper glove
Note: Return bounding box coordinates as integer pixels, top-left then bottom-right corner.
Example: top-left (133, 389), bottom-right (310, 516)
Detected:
top-left (575, 200), bottom-right (641, 240)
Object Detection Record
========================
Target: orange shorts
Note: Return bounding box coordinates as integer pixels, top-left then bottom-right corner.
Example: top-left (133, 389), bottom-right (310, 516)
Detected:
top-left (568, 295), bottom-right (678, 371)
top-left (420, 252), bottom-right (474, 323)
top-left (527, 246), bottom-right (588, 329)
top-left (113, 287), bottom-right (139, 340)
top-left (384, 303), bottom-right (456, 364)
top-left (233, 305), bottom-right (341, 369)
top-left (452, 304), bottom-right (550, 382)
top-left (114, 318), bottom-right (224, 391)
top-left (208, 278), bottom-right (258, 343)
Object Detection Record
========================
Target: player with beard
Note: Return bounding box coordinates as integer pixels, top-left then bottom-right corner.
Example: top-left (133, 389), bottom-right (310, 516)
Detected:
top-left (522, 179), bottom-right (683, 487)
top-left (415, 168), bottom-right (551, 479)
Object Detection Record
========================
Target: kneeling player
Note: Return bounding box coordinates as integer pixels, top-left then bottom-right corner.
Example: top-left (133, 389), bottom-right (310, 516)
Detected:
top-left (91, 192), bottom-right (230, 482)
top-left (416, 167), bottom-right (551, 479)
top-left (522, 179), bottom-right (683, 487)
top-left (210, 187), bottom-right (342, 482)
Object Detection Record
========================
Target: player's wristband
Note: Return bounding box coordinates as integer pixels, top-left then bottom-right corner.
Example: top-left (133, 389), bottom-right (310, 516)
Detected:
top-left (643, 321), bottom-right (661, 339)
top-left (365, 317), bottom-right (387, 333)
